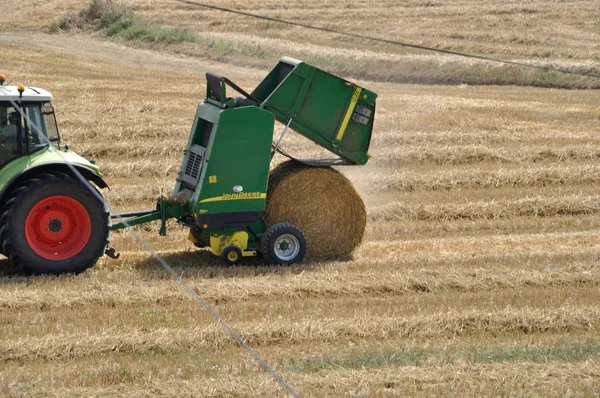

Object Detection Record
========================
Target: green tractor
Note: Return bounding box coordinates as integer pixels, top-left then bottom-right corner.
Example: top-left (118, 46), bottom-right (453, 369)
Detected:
top-left (0, 57), bottom-right (377, 274)
top-left (0, 77), bottom-right (110, 274)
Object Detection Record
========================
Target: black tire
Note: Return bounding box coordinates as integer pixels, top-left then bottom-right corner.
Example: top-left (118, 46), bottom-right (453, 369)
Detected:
top-left (0, 172), bottom-right (110, 274)
top-left (260, 222), bottom-right (307, 265)
top-left (189, 229), bottom-right (209, 249)
top-left (222, 245), bottom-right (242, 265)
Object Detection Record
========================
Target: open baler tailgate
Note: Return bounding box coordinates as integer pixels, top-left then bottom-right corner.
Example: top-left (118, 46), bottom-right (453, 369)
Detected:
top-left (252, 57), bottom-right (377, 165)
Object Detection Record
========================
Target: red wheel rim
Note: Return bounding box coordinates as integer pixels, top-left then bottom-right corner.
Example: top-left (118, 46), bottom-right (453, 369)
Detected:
top-left (25, 196), bottom-right (92, 261)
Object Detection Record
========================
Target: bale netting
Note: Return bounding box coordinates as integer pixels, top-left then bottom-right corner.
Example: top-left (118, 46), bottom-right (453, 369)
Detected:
top-left (264, 160), bottom-right (367, 260)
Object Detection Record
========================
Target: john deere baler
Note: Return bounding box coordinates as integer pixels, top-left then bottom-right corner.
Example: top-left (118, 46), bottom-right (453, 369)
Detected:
top-left (112, 57), bottom-right (377, 265)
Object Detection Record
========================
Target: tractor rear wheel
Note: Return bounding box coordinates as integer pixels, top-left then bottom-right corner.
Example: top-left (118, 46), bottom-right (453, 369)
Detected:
top-left (0, 172), bottom-right (110, 274)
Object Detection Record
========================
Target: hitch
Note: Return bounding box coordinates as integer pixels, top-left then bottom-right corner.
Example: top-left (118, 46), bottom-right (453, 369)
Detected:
top-left (110, 199), bottom-right (189, 235)
top-left (105, 247), bottom-right (120, 259)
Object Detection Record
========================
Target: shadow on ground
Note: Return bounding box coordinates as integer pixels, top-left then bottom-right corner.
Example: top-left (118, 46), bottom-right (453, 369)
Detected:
top-left (132, 248), bottom-right (354, 280)
top-left (0, 249), bottom-right (354, 281)
top-left (0, 257), bottom-right (94, 283)
top-left (0, 257), bottom-right (23, 278)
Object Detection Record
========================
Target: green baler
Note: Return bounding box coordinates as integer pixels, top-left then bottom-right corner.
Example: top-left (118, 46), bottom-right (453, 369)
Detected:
top-left (112, 57), bottom-right (377, 265)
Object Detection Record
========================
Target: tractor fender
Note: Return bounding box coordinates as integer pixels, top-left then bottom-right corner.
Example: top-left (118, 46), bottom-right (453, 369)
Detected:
top-left (0, 163), bottom-right (109, 209)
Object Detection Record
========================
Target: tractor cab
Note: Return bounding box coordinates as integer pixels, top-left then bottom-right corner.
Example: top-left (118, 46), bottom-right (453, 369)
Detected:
top-left (0, 85), bottom-right (59, 167)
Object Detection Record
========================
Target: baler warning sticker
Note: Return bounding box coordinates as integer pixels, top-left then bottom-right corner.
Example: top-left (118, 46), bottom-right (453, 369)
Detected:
top-left (336, 87), bottom-right (362, 142)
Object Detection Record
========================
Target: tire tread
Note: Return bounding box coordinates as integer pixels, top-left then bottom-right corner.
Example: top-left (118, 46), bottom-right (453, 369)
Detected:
top-left (261, 222), bottom-right (307, 265)
top-left (0, 172), bottom-right (110, 274)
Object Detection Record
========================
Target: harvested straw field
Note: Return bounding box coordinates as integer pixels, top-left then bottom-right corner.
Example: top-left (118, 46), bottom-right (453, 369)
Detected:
top-left (1, 0), bottom-right (600, 396)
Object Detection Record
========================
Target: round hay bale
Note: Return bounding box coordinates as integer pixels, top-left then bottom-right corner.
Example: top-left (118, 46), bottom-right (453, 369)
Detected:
top-left (264, 160), bottom-right (367, 260)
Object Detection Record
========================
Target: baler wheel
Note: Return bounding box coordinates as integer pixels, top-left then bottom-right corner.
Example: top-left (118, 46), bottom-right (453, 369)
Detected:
top-left (261, 222), bottom-right (306, 265)
top-left (222, 245), bottom-right (242, 266)
top-left (0, 173), bottom-right (110, 274)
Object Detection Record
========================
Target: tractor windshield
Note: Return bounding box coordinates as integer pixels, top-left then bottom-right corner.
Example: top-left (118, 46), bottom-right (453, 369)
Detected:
top-left (0, 102), bottom-right (59, 166)
top-left (25, 102), bottom-right (60, 152)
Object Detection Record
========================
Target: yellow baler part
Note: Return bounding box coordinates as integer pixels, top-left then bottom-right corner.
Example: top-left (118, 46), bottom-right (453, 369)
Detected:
top-left (210, 231), bottom-right (253, 257)
top-left (188, 232), bottom-right (199, 245)
top-left (210, 235), bottom-right (224, 256)
top-left (229, 231), bottom-right (249, 252)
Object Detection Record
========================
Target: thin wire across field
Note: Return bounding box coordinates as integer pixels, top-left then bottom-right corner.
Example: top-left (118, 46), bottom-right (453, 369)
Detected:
top-left (0, 87), bottom-right (301, 398)
top-left (173, 0), bottom-right (600, 79)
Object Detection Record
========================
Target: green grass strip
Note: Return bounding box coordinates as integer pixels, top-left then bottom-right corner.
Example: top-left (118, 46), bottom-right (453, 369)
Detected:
top-left (285, 343), bottom-right (600, 373)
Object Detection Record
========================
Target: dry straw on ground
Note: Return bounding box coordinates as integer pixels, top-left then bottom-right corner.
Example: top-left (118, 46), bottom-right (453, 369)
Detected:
top-left (2, 1), bottom-right (600, 396)
top-left (264, 160), bottom-right (367, 260)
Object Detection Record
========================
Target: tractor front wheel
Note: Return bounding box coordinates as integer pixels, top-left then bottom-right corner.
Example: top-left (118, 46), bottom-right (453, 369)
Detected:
top-left (0, 173), bottom-right (110, 274)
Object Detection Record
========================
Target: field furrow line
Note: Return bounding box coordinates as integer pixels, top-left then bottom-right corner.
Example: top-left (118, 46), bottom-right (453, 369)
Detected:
top-left (372, 128), bottom-right (600, 147)
top-left (2, 305), bottom-right (599, 362)
top-left (2, 247), bottom-right (599, 309)
top-left (370, 194), bottom-right (600, 221)
top-left (4, 358), bottom-right (600, 397)
top-left (370, 144), bottom-right (600, 166)
top-left (368, 164), bottom-right (600, 192)
top-left (366, 213), bottom-right (600, 240)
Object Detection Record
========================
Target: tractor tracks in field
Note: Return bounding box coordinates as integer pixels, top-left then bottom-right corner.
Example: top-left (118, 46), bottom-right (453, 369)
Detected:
top-left (2, 244), bottom-right (599, 310)
top-left (369, 193), bottom-right (600, 221)
top-left (3, 358), bottom-right (600, 397)
top-left (372, 144), bottom-right (600, 167)
top-left (371, 164), bottom-right (600, 193)
top-left (3, 304), bottom-right (600, 362)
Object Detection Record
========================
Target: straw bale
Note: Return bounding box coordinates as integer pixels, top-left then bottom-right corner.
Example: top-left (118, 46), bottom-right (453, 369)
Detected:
top-left (264, 161), bottom-right (366, 260)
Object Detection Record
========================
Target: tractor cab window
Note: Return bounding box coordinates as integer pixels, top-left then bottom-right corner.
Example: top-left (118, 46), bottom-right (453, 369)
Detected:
top-left (0, 104), bottom-right (21, 165)
top-left (24, 103), bottom-right (51, 152)
top-left (0, 102), bottom-right (58, 165)
top-left (41, 102), bottom-right (59, 143)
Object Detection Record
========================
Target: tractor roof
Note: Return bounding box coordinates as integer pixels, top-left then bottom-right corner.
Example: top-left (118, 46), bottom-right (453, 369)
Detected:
top-left (0, 86), bottom-right (53, 102)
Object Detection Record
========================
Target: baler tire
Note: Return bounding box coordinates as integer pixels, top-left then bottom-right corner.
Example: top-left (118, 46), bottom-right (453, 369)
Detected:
top-left (222, 245), bottom-right (243, 266)
top-left (0, 173), bottom-right (110, 274)
top-left (261, 222), bottom-right (306, 265)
